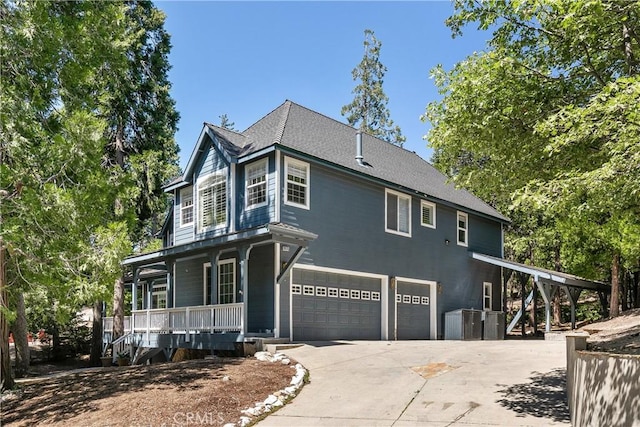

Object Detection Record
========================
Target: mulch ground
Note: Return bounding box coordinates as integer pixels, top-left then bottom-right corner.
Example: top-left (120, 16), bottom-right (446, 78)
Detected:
top-left (2, 358), bottom-right (296, 426)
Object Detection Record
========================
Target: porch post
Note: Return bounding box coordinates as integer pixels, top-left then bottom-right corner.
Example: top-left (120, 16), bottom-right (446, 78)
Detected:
top-left (209, 251), bottom-right (219, 305)
top-left (166, 258), bottom-right (175, 308)
top-left (132, 268), bottom-right (139, 312)
top-left (239, 245), bottom-right (253, 335)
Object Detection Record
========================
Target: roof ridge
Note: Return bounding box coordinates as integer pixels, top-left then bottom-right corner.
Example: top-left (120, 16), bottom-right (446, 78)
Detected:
top-left (204, 122), bottom-right (245, 136)
top-left (274, 100), bottom-right (292, 145)
top-left (285, 100), bottom-right (430, 160)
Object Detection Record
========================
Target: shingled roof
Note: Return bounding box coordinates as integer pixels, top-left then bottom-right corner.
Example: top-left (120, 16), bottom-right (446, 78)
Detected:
top-left (195, 100), bottom-right (507, 222)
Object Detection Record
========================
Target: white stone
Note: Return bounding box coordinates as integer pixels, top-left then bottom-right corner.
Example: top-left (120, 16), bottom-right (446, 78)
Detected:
top-left (272, 399), bottom-right (284, 408)
top-left (239, 416), bottom-right (251, 427)
top-left (284, 386), bottom-right (297, 395)
top-left (254, 351), bottom-right (272, 362)
top-left (280, 358), bottom-right (291, 365)
top-left (223, 423), bottom-right (235, 427)
top-left (222, 375), bottom-right (230, 381)
top-left (264, 394), bottom-right (278, 406)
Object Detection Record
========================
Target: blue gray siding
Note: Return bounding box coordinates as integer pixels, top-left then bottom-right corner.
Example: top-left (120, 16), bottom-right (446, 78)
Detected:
top-left (174, 257), bottom-right (207, 307)
top-left (278, 152), bottom-right (503, 338)
top-left (237, 154), bottom-right (277, 230)
top-left (247, 244), bottom-right (275, 333)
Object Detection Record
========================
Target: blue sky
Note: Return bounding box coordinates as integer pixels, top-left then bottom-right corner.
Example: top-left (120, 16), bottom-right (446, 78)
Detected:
top-left (156, 1), bottom-right (490, 170)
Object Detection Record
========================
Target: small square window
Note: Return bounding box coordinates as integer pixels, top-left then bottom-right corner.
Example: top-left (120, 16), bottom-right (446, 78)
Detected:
top-left (316, 286), bottom-right (327, 297)
top-left (361, 291), bottom-right (371, 300)
top-left (396, 294), bottom-right (402, 303)
top-left (420, 201), bottom-right (436, 228)
top-left (421, 296), bottom-right (430, 305)
top-left (350, 290), bottom-right (361, 300)
top-left (328, 287), bottom-right (338, 298)
top-left (339, 289), bottom-right (350, 298)
top-left (291, 285), bottom-right (302, 295)
top-left (371, 292), bottom-right (381, 301)
top-left (303, 285), bottom-right (314, 296)
top-left (403, 295), bottom-right (411, 304)
top-left (412, 295), bottom-right (420, 304)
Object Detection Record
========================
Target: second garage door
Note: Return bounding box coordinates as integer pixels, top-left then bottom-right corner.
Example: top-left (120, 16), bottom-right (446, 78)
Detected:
top-left (396, 280), bottom-right (432, 339)
top-left (291, 268), bottom-right (382, 341)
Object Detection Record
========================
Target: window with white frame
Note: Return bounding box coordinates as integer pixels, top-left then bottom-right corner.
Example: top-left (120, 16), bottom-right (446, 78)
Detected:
top-left (218, 259), bottom-right (235, 304)
top-left (180, 187), bottom-right (194, 227)
top-left (385, 189), bottom-right (411, 236)
top-left (457, 211), bottom-right (468, 246)
top-left (152, 283), bottom-right (167, 309)
top-left (197, 172), bottom-right (227, 233)
top-left (285, 157), bottom-right (310, 209)
top-left (483, 282), bottom-right (492, 311)
top-left (245, 159), bottom-right (268, 208)
top-left (420, 200), bottom-right (436, 228)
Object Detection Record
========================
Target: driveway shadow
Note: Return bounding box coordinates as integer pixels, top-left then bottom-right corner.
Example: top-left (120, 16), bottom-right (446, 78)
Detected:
top-left (496, 368), bottom-right (570, 423)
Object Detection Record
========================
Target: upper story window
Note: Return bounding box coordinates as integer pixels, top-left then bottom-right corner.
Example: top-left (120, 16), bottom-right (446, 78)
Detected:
top-left (180, 187), bottom-right (194, 227)
top-left (197, 171), bottom-right (227, 233)
top-left (285, 157), bottom-right (310, 209)
top-left (245, 159), bottom-right (268, 208)
top-left (385, 189), bottom-right (411, 237)
top-left (420, 200), bottom-right (436, 229)
top-left (457, 211), bottom-right (468, 246)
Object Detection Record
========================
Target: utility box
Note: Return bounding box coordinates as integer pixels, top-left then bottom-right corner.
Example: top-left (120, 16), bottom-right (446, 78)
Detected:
top-left (483, 311), bottom-right (506, 340)
top-left (444, 309), bottom-right (483, 340)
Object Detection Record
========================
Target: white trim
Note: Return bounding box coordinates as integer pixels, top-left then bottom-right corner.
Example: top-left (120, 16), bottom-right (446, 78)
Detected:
top-left (385, 188), bottom-right (412, 237)
top-left (179, 187), bottom-right (194, 227)
top-left (274, 243), bottom-right (281, 338)
top-left (230, 164), bottom-right (236, 233)
top-left (483, 282), bottom-right (492, 311)
top-left (457, 211), bottom-right (469, 247)
top-left (218, 258), bottom-right (236, 304)
top-left (420, 200), bottom-right (436, 229)
top-left (395, 276), bottom-right (438, 340)
top-left (245, 158), bottom-right (269, 210)
top-left (284, 156), bottom-right (310, 210)
top-left (203, 262), bottom-right (211, 306)
top-left (275, 151), bottom-right (281, 222)
top-left (290, 264), bottom-right (389, 340)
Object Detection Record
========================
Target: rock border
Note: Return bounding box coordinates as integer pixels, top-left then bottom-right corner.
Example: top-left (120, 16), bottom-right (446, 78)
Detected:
top-left (224, 351), bottom-right (307, 427)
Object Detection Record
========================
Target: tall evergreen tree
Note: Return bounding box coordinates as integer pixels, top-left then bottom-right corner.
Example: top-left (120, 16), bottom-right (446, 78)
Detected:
top-left (106, 1), bottom-right (180, 347)
top-left (219, 114), bottom-right (237, 131)
top-left (342, 29), bottom-right (405, 146)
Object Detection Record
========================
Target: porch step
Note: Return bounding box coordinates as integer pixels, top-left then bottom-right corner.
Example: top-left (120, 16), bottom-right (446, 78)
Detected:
top-left (265, 343), bottom-right (304, 353)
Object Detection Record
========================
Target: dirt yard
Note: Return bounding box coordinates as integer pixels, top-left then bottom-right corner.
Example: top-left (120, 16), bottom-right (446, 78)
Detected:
top-left (1, 358), bottom-right (297, 426)
top-left (581, 308), bottom-right (640, 355)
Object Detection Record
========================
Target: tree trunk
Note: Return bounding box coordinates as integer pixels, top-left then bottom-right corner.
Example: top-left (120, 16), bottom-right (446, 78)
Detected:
top-left (89, 301), bottom-right (103, 366)
top-left (610, 252), bottom-right (621, 318)
top-left (0, 240), bottom-right (14, 390)
top-left (13, 292), bottom-right (29, 377)
top-left (553, 246), bottom-right (562, 326)
top-left (112, 276), bottom-right (125, 340)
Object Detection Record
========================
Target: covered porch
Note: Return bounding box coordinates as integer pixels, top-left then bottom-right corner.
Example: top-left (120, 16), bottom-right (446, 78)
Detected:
top-left (471, 252), bottom-right (611, 334)
top-left (103, 223), bottom-right (316, 354)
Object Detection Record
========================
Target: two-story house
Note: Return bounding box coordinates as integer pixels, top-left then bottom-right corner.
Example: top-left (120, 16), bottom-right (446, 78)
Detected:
top-left (104, 100), bottom-right (509, 356)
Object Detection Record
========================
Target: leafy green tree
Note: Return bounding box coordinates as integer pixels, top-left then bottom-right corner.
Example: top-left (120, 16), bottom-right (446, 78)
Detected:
top-left (104, 1), bottom-right (180, 347)
top-left (424, 0), bottom-right (640, 317)
top-left (342, 29), bottom-right (405, 146)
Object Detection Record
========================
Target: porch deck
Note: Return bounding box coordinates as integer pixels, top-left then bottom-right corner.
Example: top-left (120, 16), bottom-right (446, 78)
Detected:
top-left (103, 303), bottom-right (243, 336)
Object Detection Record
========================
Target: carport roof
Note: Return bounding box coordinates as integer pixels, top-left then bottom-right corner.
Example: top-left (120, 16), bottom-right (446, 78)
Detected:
top-left (471, 252), bottom-right (610, 293)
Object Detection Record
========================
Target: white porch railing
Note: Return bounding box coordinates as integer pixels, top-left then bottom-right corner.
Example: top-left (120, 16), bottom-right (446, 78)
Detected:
top-left (103, 303), bottom-right (243, 336)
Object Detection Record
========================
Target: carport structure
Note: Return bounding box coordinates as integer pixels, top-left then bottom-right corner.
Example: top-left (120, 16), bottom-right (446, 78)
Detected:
top-left (471, 252), bottom-right (611, 333)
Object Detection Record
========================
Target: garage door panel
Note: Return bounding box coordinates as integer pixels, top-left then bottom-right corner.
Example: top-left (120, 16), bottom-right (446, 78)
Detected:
top-left (397, 281), bottom-right (431, 340)
top-left (293, 269), bottom-right (382, 341)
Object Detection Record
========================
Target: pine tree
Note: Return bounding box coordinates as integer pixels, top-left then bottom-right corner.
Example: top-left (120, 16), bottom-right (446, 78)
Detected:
top-left (219, 114), bottom-right (237, 131)
top-left (342, 29), bottom-right (405, 146)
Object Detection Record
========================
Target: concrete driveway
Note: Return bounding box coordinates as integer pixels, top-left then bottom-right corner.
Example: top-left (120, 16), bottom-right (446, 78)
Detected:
top-left (259, 340), bottom-right (570, 426)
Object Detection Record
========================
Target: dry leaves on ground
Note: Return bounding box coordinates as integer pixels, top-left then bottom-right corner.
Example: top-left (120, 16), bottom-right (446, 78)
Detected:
top-left (2, 358), bottom-right (296, 426)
